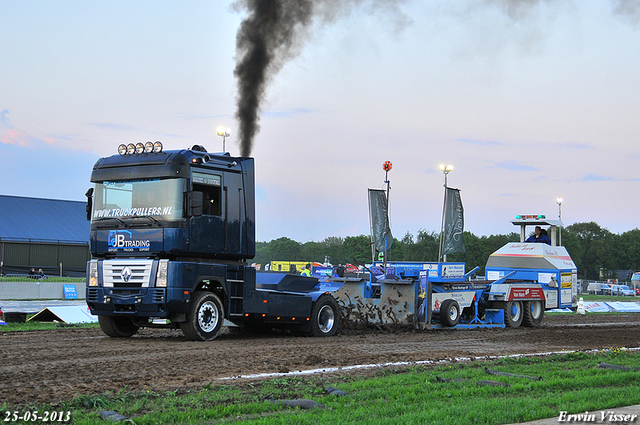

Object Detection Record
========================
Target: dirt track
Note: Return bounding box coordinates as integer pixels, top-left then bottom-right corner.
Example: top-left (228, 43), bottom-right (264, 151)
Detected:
top-left (2, 314), bottom-right (639, 407)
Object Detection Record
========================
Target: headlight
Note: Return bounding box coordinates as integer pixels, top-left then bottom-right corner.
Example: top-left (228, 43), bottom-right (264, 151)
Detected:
top-left (156, 260), bottom-right (169, 287)
top-left (89, 260), bottom-right (99, 287)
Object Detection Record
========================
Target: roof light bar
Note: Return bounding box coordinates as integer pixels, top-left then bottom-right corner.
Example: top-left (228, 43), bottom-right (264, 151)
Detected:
top-left (117, 140), bottom-right (163, 155)
top-left (516, 214), bottom-right (546, 220)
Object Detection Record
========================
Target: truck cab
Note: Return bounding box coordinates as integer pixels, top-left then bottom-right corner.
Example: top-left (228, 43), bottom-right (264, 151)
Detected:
top-left (485, 215), bottom-right (578, 314)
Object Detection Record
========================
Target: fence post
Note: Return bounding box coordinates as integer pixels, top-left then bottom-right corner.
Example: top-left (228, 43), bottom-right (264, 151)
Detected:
top-left (60, 262), bottom-right (63, 277)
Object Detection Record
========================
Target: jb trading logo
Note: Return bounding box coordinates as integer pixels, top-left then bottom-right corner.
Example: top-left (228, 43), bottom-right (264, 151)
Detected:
top-left (109, 230), bottom-right (132, 248)
top-left (108, 230), bottom-right (152, 250)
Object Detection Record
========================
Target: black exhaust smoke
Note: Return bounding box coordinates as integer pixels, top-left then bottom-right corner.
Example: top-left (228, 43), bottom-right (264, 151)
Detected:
top-left (233, 0), bottom-right (313, 158)
top-left (233, 0), bottom-right (408, 157)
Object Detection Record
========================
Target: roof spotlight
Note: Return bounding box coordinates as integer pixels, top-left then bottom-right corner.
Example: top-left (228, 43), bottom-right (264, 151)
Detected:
top-left (126, 143), bottom-right (136, 155)
top-left (153, 141), bottom-right (163, 153)
top-left (135, 142), bottom-right (144, 154)
top-left (144, 141), bottom-right (154, 153)
top-left (117, 144), bottom-right (127, 156)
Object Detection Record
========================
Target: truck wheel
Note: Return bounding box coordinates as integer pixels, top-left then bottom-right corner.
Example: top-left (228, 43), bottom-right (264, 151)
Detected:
top-left (439, 299), bottom-right (460, 327)
top-left (180, 292), bottom-right (224, 341)
top-left (501, 301), bottom-right (523, 328)
top-left (310, 295), bottom-right (340, 337)
top-left (523, 300), bottom-right (545, 327)
top-left (98, 315), bottom-right (139, 337)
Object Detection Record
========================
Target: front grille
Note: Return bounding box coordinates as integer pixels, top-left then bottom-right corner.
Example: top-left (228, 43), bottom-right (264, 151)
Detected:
top-left (87, 288), bottom-right (99, 301)
top-left (103, 259), bottom-right (154, 288)
top-left (152, 288), bottom-right (165, 303)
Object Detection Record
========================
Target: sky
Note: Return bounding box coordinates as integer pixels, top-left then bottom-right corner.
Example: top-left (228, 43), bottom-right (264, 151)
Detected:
top-left (1, 0), bottom-right (639, 243)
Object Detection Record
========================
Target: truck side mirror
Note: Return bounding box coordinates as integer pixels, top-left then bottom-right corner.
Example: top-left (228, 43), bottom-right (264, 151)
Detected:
top-left (191, 191), bottom-right (203, 217)
top-left (85, 188), bottom-right (94, 221)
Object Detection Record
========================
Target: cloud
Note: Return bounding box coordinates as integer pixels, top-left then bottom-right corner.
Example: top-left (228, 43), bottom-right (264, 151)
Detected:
top-left (1, 109), bottom-right (15, 129)
top-left (580, 174), bottom-right (616, 182)
top-left (457, 137), bottom-right (504, 146)
top-left (1, 109), bottom-right (59, 149)
top-left (552, 142), bottom-right (594, 150)
top-left (2, 128), bottom-right (37, 147)
top-left (263, 108), bottom-right (315, 118)
top-left (490, 160), bottom-right (539, 171)
top-left (612, 0), bottom-right (640, 27)
top-left (89, 123), bottom-right (136, 130)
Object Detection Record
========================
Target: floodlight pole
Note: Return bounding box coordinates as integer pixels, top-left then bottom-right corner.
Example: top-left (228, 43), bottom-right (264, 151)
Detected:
top-left (382, 161), bottom-right (392, 271)
top-left (217, 127), bottom-right (230, 153)
top-left (557, 196), bottom-right (563, 246)
top-left (438, 164), bottom-right (453, 263)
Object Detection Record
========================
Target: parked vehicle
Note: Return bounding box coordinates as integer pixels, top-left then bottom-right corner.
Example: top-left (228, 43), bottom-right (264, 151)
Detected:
top-left (587, 282), bottom-right (612, 295)
top-left (611, 284), bottom-right (635, 296)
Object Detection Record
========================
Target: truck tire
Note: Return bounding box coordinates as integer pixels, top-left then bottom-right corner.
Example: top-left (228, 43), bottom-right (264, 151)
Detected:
top-left (501, 301), bottom-right (523, 328)
top-left (309, 295), bottom-right (340, 337)
top-left (522, 300), bottom-right (545, 327)
top-left (439, 299), bottom-right (460, 327)
top-left (98, 315), bottom-right (139, 338)
top-left (180, 292), bottom-right (224, 341)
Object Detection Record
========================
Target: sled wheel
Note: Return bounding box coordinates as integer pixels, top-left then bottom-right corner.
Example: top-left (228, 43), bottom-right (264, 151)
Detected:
top-left (502, 300), bottom-right (523, 328)
top-left (310, 295), bottom-right (340, 337)
top-left (180, 292), bottom-right (224, 341)
top-left (440, 299), bottom-right (460, 327)
top-left (523, 300), bottom-right (545, 327)
top-left (98, 315), bottom-right (139, 337)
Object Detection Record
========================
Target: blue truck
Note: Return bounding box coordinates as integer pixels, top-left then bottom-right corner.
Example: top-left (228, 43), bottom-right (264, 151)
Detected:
top-left (85, 142), bottom-right (342, 340)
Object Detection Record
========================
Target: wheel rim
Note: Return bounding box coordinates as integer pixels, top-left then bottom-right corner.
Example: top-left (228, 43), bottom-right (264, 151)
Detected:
top-left (318, 305), bottom-right (335, 333)
top-left (530, 301), bottom-right (543, 319)
top-left (449, 306), bottom-right (459, 321)
top-left (509, 302), bottom-right (522, 321)
top-left (198, 300), bottom-right (219, 333)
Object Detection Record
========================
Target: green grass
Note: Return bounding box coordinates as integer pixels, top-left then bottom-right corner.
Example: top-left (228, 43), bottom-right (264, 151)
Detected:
top-left (579, 294), bottom-right (639, 302)
top-left (0, 320), bottom-right (98, 331)
top-left (1, 312), bottom-right (98, 331)
top-left (2, 349), bottom-right (639, 424)
top-left (0, 276), bottom-right (85, 283)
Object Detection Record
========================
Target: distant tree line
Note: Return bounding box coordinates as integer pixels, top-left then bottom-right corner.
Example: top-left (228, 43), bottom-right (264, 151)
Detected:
top-left (254, 222), bottom-right (640, 281)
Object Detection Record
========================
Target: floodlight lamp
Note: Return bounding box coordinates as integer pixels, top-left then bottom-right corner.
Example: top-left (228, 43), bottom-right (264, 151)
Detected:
top-left (557, 196), bottom-right (563, 206)
top-left (217, 126), bottom-right (230, 137)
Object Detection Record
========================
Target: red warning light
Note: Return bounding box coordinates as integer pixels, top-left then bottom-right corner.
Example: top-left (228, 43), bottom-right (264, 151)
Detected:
top-left (383, 161), bottom-right (392, 171)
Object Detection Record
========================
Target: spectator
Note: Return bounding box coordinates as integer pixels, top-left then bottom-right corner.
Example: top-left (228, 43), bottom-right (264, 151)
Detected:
top-left (38, 269), bottom-right (46, 279)
top-left (28, 268), bottom-right (37, 279)
top-left (336, 264), bottom-right (346, 278)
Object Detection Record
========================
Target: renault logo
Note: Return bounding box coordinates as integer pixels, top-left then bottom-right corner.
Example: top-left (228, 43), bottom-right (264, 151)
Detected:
top-left (121, 266), bottom-right (132, 282)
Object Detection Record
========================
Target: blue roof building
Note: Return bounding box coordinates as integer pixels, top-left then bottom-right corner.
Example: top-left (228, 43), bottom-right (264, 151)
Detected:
top-left (0, 195), bottom-right (89, 243)
top-left (0, 195), bottom-right (90, 276)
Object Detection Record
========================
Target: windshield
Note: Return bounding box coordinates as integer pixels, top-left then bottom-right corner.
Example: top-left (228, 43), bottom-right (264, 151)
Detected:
top-left (92, 178), bottom-right (185, 221)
